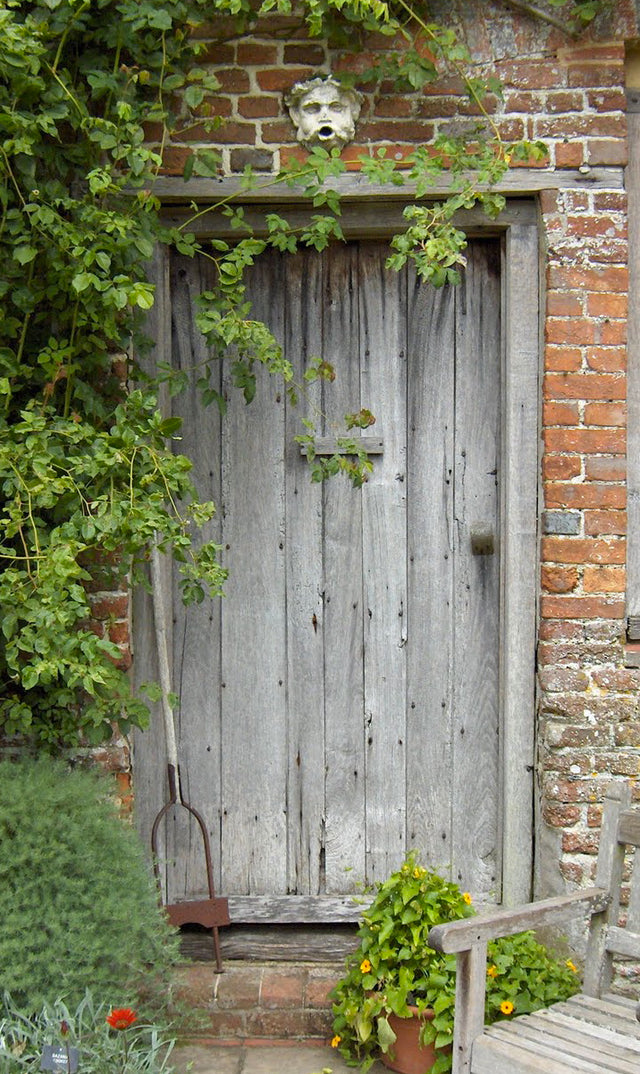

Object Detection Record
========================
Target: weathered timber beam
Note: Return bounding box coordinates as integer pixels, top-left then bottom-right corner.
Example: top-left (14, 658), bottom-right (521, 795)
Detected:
top-left (160, 199), bottom-right (536, 240)
top-left (429, 887), bottom-right (610, 953)
top-left (151, 166), bottom-right (623, 205)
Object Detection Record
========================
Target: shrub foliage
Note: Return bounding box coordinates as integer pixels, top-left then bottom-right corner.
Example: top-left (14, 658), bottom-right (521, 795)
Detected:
top-left (0, 757), bottom-right (179, 1011)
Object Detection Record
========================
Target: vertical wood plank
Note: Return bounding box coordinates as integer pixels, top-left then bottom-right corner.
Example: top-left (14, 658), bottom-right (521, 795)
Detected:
top-left (452, 941), bottom-right (488, 1074)
top-left (359, 243), bottom-right (408, 882)
top-left (406, 268), bottom-right (456, 873)
top-left (219, 251), bottom-right (288, 893)
top-left (584, 782), bottom-right (630, 995)
top-left (626, 110), bottom-right (640, 622)
top-left (283, 248), bottom-right (326, 894)
top-left (167, 251), bottom-right (224, 899)
top-left (322, 244), bottom-right (367, 893)
top-left (131, 244), bottom-right (173, 898)
top-left (501, 223), bottom-right (539, 905)
top-left (452, 239), bottom-right (502, 898)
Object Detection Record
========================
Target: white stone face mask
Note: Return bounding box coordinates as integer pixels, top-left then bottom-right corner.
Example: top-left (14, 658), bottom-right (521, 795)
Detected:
top-left (285, 76), bottom-right (363, 151)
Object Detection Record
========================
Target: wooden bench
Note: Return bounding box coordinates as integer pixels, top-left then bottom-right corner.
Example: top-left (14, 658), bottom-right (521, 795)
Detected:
top-left (428, 783), bottom-right (640, 1074)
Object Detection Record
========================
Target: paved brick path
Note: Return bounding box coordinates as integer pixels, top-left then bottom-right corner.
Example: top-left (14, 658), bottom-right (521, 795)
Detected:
top-left (173, 1042), bottom-right (388, 1073)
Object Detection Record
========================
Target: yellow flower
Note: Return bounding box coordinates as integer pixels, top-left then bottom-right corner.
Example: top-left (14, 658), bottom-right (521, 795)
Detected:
top-left (360, 959), bottom-right (372, 974)
top-left (500, 1000), bottom-right (514, 1016)
top-left (462, 892), bottom-right (472, 905)
top-left (566, 959), bottom-right (577, 973)
top-left (331, 1035), bottom-right (342, 1048)
top-left (487, 964), bottom-right (498, 978)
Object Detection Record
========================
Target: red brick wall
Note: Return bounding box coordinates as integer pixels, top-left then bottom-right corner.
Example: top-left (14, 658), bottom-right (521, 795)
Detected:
top-left (119, 2), bottom-right (640, 896)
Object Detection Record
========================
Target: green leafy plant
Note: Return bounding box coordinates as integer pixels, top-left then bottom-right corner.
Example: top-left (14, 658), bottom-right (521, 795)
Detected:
top-left (330, 853), bottom-right (580, 1073)
top-left (0, 756), bottom-right (179, 1013)
top-left (0, 992), bottom-right (176, 1074)
top-left (0, 0), bottom-right (599, 749)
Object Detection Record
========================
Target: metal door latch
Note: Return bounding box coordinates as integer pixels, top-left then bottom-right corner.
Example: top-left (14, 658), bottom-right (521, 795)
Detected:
top-left (471, 531), bottom-right (495, 556)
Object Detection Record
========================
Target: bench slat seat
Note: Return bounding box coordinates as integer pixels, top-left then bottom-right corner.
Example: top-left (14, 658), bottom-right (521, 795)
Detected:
top-left (472, 994), bottom-right (640, 1074)
top-left (428, 784), bottom-right (640, 1074)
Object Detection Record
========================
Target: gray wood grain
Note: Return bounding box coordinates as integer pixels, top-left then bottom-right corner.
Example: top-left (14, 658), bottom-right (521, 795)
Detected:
top-left (584, 783), bottom-right (630, 995)
top-left (617, 808), bottom-right (640, 846)
top-left (626, 820), bottom-right (640, 933)
top-left (151, 171), bottom-right (623, 206)
top-left (299, 436), bottom-right (384, 455)
top-left (219, 252), bottom-right (288, 893)
top-left (131, 244), bottom-right (175, 896)
top-left (452, 240), bottom-right (501, 898)
top-left (283, 248), bottom-right (326, 895)
top-left (472, 1032), bottom-right (606, 1074)
top-left (626, 111), bottom-right (640, 625)
top-left (485, 1020), bottom-right (639, 1073)
top-left (500, 223), bottom-right (540, 905)
top-left (453, 941), bottom-right (488, 1074)
top-left (522, 1008), bottom-right (640, 1060)
top-left (227, 893), bottom-right (365, 921)
top-left (478, 1023), bottom-right (633, 1074)
top-left (169, 252), bottom-right (223, 901)
top-left (605, 924), bottom-right (640, 958)
top-left (321, 244), bottom-right (367, 893)
top-left (359, 243), bottom-right (408, 883)
top-left (559, 994), bottom-right (640, 1036)
top-left (218, 924), bottom-right (358, 960)
top-left (406, 267), bottom-right (455, 873)
top-left (429, 888), bottom-right (610, 953)
top-left (133, 228), bottom-right (538, 919)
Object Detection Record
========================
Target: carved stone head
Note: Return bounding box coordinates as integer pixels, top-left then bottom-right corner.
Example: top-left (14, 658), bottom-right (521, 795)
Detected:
top-left (285, 76), bottom-right (363, 151)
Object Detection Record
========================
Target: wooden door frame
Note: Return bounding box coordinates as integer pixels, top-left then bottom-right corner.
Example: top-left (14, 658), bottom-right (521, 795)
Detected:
top-left (136, 189), bottom-right (542, 912)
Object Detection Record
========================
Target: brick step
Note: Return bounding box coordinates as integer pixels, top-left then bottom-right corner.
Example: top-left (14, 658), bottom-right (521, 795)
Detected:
top-left (175, 960), bottom-right (343, 1041)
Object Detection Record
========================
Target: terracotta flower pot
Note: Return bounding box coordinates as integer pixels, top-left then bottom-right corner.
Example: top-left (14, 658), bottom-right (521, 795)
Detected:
top-left (380, 1007), bottom-right (439, 1074)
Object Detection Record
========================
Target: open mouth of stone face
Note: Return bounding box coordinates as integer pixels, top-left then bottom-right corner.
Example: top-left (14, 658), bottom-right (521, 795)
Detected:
top-left (318, 125), bottom-right (334, 139)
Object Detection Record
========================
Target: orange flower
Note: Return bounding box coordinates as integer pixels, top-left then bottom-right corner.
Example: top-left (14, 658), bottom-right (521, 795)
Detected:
top-left (487, 964), bottom-right (498, 978)
top-left (566, 959), bottom-right (577, 973)
top-left (106, 1008), bottom-right (137, 1030)
top-left (331, 1035), bottom-right (342, 1048)
top-left (360, 959), bottom-right (372, 974)
top-left (500, 1000), bottom-right (514, 1016)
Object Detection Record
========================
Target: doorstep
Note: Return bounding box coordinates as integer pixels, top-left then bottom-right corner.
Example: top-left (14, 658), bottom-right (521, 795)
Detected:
top-left (173, 960), bottom-right (343, 1040)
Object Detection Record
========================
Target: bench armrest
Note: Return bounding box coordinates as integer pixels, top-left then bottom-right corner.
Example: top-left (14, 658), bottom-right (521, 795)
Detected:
top-left (429, 886), bottom-right (609, 954)
top-left (428, 887), bottom-right (609, 1074)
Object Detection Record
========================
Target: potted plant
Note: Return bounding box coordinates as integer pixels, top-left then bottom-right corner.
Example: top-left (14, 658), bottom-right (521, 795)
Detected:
top-left (329, 852), bottom-right (580, 1074)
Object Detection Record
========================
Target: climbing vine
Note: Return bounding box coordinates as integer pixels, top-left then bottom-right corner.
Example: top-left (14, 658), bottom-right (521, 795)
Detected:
top-left (0, 0), bottom-right (603, 749)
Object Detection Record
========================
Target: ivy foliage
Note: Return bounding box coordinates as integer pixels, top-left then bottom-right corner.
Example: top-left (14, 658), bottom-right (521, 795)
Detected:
top-left (0, 0), bottom-right (600, 750)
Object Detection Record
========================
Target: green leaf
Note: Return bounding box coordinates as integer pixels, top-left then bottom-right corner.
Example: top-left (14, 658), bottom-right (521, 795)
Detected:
top-left (13, 245), bottom-right (37, 265)
top-left (133, 236), bottom-right (155, 259)
top-left (21, 666), bottom-right (39, 690)
top-left (376, 1016), bottom-right (397, 1053)
top-left (184, 84), bottom-right (205, 110)
top-left (147, 7), bottom-right (173, 29)
top-left (354, 1011), bottom-right (374, 1044)
top-left (71, 272), bottom-right (98, 293)
top-left (159, 416), bottom-right (183, 436)
top-left (183, 153), bottom-right (195, 182)
top-left (192, 149), bottom-right (221, 177)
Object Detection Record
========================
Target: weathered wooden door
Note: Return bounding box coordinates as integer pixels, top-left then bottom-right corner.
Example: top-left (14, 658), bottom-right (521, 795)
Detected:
top-left (134, 232), bottom-right (532, 920)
